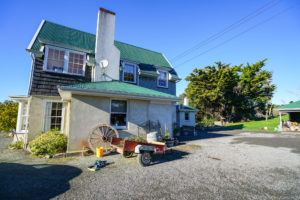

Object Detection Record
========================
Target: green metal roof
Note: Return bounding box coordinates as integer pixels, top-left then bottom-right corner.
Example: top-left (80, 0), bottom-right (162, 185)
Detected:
top-left (31, 21), bottom-right (96, 53)
top-left (30, 20), bottom-right (175, 70)
top-left (177, 104), bottom-right (198, 111)
top-left (60, 80), bottom-right (180, 100)
top-left (114, 41), bottom-right (171, 68)
top-left (277, 100), bottom-right (300, 110)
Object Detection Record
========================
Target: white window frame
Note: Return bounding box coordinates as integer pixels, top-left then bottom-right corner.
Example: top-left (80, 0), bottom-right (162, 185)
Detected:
top-left (184, 112), bottom-right (190, 121)
top-left (157, 70), bottom-right (169, 88)
top-left (16, 101), bottom-right (29, 133)
top-left (43, 45), bottom-right (86, 76)
top-left (110, 99), bottom-right (128, 130)
top-left (122, 62), bottom-right (137, 84)
top-left (41, 99), bottom-right (65, 133)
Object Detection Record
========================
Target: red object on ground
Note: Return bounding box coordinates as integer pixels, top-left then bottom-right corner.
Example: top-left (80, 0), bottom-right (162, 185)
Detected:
top-left (110, 137), bottom-right (165, 155)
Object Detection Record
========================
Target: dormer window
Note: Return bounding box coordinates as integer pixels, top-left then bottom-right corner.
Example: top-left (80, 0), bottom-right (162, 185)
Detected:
top-left (46, 48), bottom-right (65, 72)
top-left (157, 70), bottom-right (168, 88)
top-left (122, 62), bottom-right (136, 83)
top-left (44, 45), bottom-right (86, 76)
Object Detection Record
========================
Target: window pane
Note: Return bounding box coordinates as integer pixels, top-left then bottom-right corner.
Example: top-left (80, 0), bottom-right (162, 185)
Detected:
top-left (20, 103), bottom-right (28, 131)
top-left (47, 48), bottom-right (65, 72)
top-left (111, 100), bottom-right (127, 113)
top-left (185, 112), bottom-right (189, 120)
top-left (158, 71), bottom-right (168, 87)
top-left (44, 102), bottom-right (63, 132)
top-left (68, 52), bottom-right (84, 75)
top-left (110, 114), bottom-right (127, 127)
top-left (123, 64), bottom-right (135, 82)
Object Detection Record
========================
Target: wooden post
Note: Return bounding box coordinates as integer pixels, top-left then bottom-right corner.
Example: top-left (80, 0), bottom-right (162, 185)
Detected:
top-left (279, 112), bottom-right (282, 131)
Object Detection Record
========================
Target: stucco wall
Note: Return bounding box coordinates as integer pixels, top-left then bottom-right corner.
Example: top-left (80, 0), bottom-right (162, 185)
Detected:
top-left (126, 99), bottom-right (149, 137)
top-left (178, 111), bottom-right (196, 127)
top-left (148, 101), bottom-right (174, 137)
top-left (68, 95), bottom-right (110, 152)
top-left (67, 95), bottom-right (175, 152)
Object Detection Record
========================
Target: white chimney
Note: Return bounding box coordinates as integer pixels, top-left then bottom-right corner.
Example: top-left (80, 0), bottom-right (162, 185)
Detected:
top-left (94, 8), bottom-right (120, 81)
top-left (184, 97), bottom-right (189, 106)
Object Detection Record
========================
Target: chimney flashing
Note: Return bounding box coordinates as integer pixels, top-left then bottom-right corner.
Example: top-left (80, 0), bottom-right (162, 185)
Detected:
top-left (100, 8), bottom-right (116, 15)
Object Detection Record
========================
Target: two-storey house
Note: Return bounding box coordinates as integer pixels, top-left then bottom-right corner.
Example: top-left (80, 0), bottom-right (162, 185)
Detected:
top-left (10, 8), bottom-right (182, 152)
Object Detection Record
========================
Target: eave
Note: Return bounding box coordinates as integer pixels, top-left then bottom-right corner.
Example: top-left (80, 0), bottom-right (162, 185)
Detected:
top-left (58, 86), bottom-right (181, 102)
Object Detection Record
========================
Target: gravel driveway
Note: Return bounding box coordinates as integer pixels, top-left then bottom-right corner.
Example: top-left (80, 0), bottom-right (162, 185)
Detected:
top-left (1, 131), bottom-right (300, 200)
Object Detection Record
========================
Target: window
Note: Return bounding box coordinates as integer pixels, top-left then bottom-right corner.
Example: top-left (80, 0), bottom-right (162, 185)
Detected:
top-left (44, 102), bottom-right (64, 132)
top-left (110, 100), bottom-right (127, 129)
top-left (17, 102), bottom-right (29, 133)
top-left (46, 48), bottom-right (65, 72)
top-left (157, 70), bottom-right (168, 88)
top-left (44, 46), bottom-right (85, 76)
top-left (20, 102), bottom-right (29, 131)
top-left (122, 63), bottom-right (136, 83)
top-left (185, 112), bottom-right (189, 121)
top-left (68, 52), bottom-right (84, 74)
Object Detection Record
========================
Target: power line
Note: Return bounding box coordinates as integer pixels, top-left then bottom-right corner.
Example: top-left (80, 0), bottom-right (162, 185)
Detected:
top-left (174, 3), bottom-right (299, 68)
top-left (170, 0), bottom-right (282, 62)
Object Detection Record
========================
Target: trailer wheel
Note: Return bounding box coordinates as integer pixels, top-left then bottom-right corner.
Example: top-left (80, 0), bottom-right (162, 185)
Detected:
top-left (137, 151), bottom-right (152, 167)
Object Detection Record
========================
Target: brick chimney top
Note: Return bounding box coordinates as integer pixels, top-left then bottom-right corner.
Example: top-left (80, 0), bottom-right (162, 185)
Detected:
top-left (99, 8), bottom-right (116, 15)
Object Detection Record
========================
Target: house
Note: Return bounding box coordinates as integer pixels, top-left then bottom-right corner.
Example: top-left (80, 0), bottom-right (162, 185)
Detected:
top-left (176, 97), bottom-right (198, 128)
top-left (10, 8), bottom-right (183, 152)
top-left (277, 100), bottom-right (300, 131)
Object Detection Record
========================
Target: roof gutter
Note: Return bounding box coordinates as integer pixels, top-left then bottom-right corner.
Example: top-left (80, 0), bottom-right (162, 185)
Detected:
top-left (27, 53), bottom-right (35, 96)
top-left (277, 108), bottom-right (300, 112)
top-left (9, 95), bottom-right (29, 101)
top-left (178, 109), bottom-right (198, 112)
top-left (58, 86), bottom-right (181, 102)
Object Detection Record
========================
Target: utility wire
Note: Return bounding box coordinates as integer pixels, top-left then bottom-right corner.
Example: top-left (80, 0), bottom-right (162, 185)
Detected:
top-left (174, 3), bottom-right (300, 68)
top-left (170, 0), bottom-right (282, 62)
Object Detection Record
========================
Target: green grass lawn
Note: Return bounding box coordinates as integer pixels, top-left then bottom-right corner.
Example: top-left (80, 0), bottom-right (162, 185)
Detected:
top-left (225, 115), bottom-right (288, 131)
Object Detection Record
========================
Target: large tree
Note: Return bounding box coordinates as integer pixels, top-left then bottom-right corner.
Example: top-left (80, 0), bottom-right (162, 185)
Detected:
top-left (185, 60), bottom-right (275, 123)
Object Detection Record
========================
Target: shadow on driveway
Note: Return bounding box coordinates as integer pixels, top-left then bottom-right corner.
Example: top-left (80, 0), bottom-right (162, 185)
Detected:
top-left (151, 150), bottom-right (190, 165)
top-left (231, 137), bottom-right (300, 155)
top-left (0, 162), bottom-right (82, 200)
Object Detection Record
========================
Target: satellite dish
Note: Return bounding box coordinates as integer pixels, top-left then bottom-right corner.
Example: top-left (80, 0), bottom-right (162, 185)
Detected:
top-left (100, 59), bottom-right (109, 68)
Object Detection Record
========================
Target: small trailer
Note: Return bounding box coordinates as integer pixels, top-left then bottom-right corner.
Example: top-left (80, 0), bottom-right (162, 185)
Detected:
top-left (88, 124), bottom-right (167, 166)
top-left (110, 137), bottom-right (166, 166)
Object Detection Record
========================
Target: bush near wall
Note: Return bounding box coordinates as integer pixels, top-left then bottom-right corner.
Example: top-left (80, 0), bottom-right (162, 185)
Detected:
top-left (29, 130), bottom-right (67, 156)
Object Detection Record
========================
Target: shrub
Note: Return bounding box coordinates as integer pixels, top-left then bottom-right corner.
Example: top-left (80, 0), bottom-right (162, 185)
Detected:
top-left (9, 141), bottom-right (24, 149)
top-left (0, 100), bottom-right (18, 133)
top-left (198, 117), bottom-right (216, 127)
top-left (29, 130), bottom-right (67, 156)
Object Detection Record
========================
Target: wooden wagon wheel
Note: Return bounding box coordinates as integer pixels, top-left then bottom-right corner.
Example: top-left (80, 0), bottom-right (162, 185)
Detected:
top-left (88, 124), bottom-right (119, 155)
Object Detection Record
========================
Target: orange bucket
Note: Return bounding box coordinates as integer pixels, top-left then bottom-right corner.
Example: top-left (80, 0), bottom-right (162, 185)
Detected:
top-left (96, 147), bottom-right (104, 157)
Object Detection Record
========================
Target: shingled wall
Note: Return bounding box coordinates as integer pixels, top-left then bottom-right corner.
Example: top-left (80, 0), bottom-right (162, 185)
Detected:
top-left (30, 57), bottom-right (92, 96)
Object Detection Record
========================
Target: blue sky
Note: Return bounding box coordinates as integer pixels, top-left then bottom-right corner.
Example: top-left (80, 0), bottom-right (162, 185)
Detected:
top-left (0, 0), bottom-right (299, 104)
